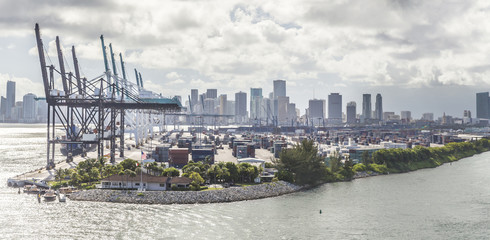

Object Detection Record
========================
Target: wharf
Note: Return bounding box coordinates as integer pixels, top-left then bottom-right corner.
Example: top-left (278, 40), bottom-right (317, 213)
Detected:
top-left (8, 138), bottom-right (151, 185)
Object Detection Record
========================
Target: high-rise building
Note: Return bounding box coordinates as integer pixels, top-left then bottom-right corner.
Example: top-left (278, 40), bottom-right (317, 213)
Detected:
top-left (23, 93), bottom-right (37, 123)
top-left (0, 96), bottom-right (6, 117)
top-left (219, 94), bottom-right (227, 115)
top-left (277, 96), bottom-right (289, 125)
top-left (422, 113), bottom-right (434, 121)
top-left (464, 110), bottom-right (472, 118)
top-left (328, 93), bottom-right (342, 124)
top-left (288, 103), bottom-right (297, 125)
top-left (273, 80), bottom-right (286, 98)
top-left (308, 99), bottom-right (326, 119)
top-left (346, 101), bottom-right (357, 124)
top-left (235, 91), bottom-right (247, 123)
top-left (375, 93), bottom-right (383, 120)
top-left (401, 111), bottom-right (411, 122)
top-left (6, 81), bottom-right (15, 119)
top-left (206, 89), bottom-right (217, 99)
top-left (476, 92), bottom-right (490, 119)
top-left (191, 89), bottom-right (198, 107)
top-left (250, 88), bottom-right (262, 120)
top-left (203, 98), bottom-right (215, 115)
top-left (362, 94), bottom-right (371, 122)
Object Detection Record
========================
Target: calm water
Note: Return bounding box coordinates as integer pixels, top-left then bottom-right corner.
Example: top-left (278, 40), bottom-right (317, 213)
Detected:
top-left (1, 124), bottom-right (490, 239)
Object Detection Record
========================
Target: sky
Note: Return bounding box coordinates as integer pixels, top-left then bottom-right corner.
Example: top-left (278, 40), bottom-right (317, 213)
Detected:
top-left (0, 0), bottom-right (489, 118)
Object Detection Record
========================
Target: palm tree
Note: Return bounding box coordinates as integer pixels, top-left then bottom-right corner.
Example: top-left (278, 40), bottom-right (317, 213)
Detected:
top-left (55, 168), bottom-right (64, 183)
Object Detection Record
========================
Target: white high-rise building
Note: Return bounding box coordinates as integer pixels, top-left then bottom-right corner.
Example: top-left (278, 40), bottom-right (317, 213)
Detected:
top-left (23, 93), bottom-right (37, 123)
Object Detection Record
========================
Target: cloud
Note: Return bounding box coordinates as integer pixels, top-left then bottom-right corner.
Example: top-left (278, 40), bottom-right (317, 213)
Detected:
top-left (2, 0), bottom-right (490, 115)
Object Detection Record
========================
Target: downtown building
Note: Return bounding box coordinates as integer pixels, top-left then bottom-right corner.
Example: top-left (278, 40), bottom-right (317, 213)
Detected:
top-left (308, 99), bottom-right (326, 124)
top-left (362, 94), bottom-right (371, 123)
top-left (328, 93), bottom-right (342, 124)
top-left (476, 92), bottom-right (490, 119)
top-left (235, 91), bottom-right (247, 123)
top-left (250, 88), bottom-right (262, 121)
top-left (346, 101), bottom-right (357, 124)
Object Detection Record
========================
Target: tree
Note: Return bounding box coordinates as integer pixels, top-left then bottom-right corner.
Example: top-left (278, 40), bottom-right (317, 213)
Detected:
top-left (89, 167), bottom-right (99, 185)
top-left (276, 139), bottom-right (328, 185)
top-left (188, 172), bottom-right (204, 191)
top-left (119, 158), bottom-right (138, 171)
top-left (329, 151), bottom-right (342, 172)
top-left (162, 167), bottom-right (180, 177)
top-left (55, 168), bottom-right (65, 183)
top-left (361, 151), bottom-right (371, 165)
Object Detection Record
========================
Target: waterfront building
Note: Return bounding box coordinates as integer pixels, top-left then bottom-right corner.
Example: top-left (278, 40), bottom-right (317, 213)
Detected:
top-left (476, 92), bottom-right (490, 119)
top-left (23, 93), bottom-right (37, 123)
top-left (346, 101), bottom-right (357, 124)
top-left (308, 99), bottom-right (326, 120)
top-left (362, 94), bottom-right (371, 123)
top-left (6, 80), bottom-right (15, 119)
top-left (206, 89), bottom-right (217, 99)
top-left (328, 93), bottom-right (342, 124)
top-left (235, 91), bottom-right (247, 123)
top-left (375, 93), bottom-right (383, 120)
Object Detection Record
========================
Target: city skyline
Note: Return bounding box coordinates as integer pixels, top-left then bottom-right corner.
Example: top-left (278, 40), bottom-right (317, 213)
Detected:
top-left (0, 1), bottom-right (489, 117)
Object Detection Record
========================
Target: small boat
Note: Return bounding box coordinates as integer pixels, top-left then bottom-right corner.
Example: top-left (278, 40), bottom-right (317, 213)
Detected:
top-left (56, 190), bottom-right (66, 202)
top-left (58, 194), bottom-right (66, 202)
top-left (59, 186), bottom-right (78, 197)
top-left (43, 190), bottom-right (57, 202)
top-left (24, 185), bottom-right (46, 194)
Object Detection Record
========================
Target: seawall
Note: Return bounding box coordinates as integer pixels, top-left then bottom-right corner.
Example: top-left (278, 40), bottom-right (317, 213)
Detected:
top-left (69, 181), bottom-right (303, 204)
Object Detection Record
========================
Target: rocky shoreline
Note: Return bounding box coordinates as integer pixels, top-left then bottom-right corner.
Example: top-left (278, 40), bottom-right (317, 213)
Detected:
top-left (69, 181), bottom-right (303, 204)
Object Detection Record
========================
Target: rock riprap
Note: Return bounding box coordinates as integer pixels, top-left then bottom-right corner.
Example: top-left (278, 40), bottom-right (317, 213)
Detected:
top-left (69, 181), bottom-right (303, 204)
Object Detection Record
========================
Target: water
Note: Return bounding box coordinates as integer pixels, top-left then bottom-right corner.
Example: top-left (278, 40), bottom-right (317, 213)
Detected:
top-left (1, 124), bottom-right (490, 239)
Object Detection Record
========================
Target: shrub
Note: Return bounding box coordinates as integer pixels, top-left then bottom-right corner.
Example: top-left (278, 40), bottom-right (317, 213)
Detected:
top-left (137, 192), bottom-right (144, 197)
top-left (353, 163), bottom-right (367, 172)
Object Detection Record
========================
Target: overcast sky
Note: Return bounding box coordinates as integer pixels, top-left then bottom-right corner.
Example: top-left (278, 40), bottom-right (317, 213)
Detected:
top-left (0, 0), bottom-right (489, 118)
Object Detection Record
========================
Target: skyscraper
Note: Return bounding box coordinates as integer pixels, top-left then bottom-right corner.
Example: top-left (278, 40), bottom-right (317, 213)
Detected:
top-left (23, 93), bottom-right (37, 123)
top-left (401, 111), bottom-right (411, 122)
top-left (328, 93), bottom-right (342, 124)
top-left (250, 88), bottom-right (262, 120)
top-left (206, 89), bottom-right (217, 99)
top-left (277, 96), bottom-right (289, 125)
top-left (273, 80), bottom-right (286, 98)
top-left (362, 94), bottom-right (371, 122)
top-left (6, 81), bottom-right (15, 119)
top-left (219, 94), bottom-right (227, 115)
top-left (191, 89), bottom-right (198, 107)
top-left (346, 101), bottom-right (357, 124)
top-left (476, 92), bottom-right (490, 119)
top-left (308, 99), bottom-right (326, 119)
top-left (235, 91), bottom-right (247, 123)
top-left (375, 93), bottom-right (383, 120)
